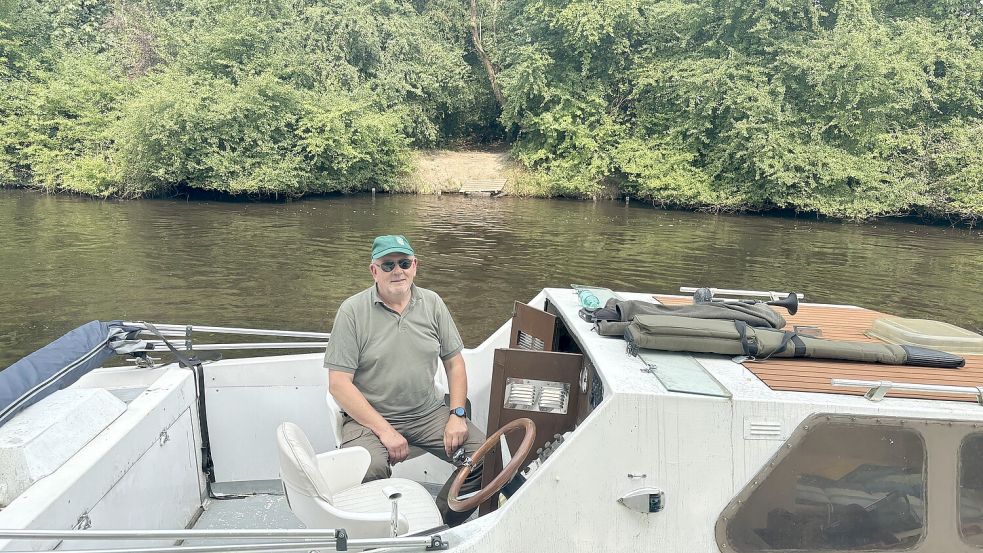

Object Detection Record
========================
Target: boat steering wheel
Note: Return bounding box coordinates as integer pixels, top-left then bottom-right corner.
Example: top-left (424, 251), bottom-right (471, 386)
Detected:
top-left (447, 418), bottom-right (537, 512)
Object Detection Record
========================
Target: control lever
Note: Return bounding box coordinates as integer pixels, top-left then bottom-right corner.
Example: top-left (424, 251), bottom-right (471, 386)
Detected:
top-left (525, 432), bottom-right (573, 478)
top-left (537, 433), bottom-right (567, 463)
top-left (451, 446), bottom-right (467, 467)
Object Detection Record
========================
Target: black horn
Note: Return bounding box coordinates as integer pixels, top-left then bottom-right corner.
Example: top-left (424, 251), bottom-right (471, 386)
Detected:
top-left (766, 293), bottom-right (799, 316)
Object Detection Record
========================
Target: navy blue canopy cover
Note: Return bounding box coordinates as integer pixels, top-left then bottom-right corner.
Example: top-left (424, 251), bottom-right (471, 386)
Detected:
top-left (0, 321), bottom-right (142, 427)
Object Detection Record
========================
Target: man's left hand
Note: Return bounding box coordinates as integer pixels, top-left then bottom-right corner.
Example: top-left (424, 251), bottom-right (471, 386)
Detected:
top-left (443, 415), bottom-right (469, 457)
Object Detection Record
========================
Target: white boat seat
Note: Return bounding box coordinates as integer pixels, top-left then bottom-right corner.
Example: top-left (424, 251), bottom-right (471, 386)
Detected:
top-left (333, 478), bottom-right (442, 528)
top-left (276, 422), bottom-right (442, 538)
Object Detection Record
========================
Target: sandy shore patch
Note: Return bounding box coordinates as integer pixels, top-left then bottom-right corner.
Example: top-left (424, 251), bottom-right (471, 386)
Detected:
top-left (405, 149), bottom-right (514, 193)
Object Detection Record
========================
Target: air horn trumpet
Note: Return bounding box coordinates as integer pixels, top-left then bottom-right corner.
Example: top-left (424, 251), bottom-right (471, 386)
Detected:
top-left (691, 287), bottom-right (800, 315)
top-left (764, 293), bottom-right (799, 315)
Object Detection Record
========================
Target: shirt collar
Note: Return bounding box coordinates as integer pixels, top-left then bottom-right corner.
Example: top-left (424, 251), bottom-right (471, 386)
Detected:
top-left (371, 283), bottom-right (419, 306)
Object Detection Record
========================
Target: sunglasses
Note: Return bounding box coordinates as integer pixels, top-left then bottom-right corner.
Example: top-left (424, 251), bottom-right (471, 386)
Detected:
top-left (376, 258), bottom-right (414, 272)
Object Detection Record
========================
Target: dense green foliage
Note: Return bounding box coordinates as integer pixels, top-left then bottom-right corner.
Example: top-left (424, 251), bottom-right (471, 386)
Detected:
top-left (1, 0), bottom-right (981, 220)
top-left (492, 0), bottom-right (983, 220)
top-left (0, 0), bottom-right (498, 197)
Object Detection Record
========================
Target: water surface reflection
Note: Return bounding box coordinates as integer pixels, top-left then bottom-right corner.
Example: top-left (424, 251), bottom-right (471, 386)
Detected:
top-left (1, 190), bottom-right (980, 368)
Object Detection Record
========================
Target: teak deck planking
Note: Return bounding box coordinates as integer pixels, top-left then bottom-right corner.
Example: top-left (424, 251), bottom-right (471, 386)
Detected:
top-left (653, 294), bottom-right (983, 403)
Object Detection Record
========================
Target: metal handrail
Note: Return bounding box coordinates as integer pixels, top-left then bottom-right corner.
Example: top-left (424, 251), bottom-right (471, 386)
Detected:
top-left (140, 341), bottom-right (329, 351)
top-left (679, 287), bottom-right (804, 301)
top-left (124, 323), bottom-right (331, 340)
top-left (832, 378), bottom-right (983, 404)
top-left (0, 529), bottom-right (448, 552)
top-left (4, 543), bottom-right (342, 553)
top-left (116, 323), bottom-right (332, 355)
top-left (0, 529), bottom-right (339, 540)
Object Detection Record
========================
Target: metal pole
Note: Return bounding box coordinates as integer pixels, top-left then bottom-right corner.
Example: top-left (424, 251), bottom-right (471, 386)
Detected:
top-left (1, 543), bottom-right (342, 553)
top-left (125, 323), bottom-right (331, 340)
top-left (141, 341), bottom-right (329, 351)
top-left (0, 540), bottom-right (436, 553)
top-left (832, 378), bottom-right (983, 404)
top-left (136, 330), bottom-right (193, 338)
top-left (0, 529), bottom-right (337, 540)
top-left (679, 287), bottom-right (805, 300)
top-left (832, 378), bottom-right (983, 395)
top-left (0, 533), bottom-right (443, 553)
top-left (391, 500), bottom-right (399, 538)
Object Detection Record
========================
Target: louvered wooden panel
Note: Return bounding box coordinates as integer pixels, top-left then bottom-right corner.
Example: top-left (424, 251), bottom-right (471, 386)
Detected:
top-left (653, 294), bottom-right (983, 402)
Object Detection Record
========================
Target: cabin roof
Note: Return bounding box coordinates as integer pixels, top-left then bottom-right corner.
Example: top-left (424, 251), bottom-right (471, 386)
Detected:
top-left (655, 294), bottom-right (983, 403)
top-left (543, 288), bottom-right (983, 418)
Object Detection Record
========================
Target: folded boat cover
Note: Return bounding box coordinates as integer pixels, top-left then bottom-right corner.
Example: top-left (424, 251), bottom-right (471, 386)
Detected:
top-left (0, 321), bottom-right (142, 427)
top-left (624, 315), bottom-right (965, 369)
top-left (594, 299), bottom-right (786, 336)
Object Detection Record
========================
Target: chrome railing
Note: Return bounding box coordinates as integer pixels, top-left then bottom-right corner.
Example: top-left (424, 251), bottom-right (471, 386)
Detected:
top-left (125, 324), bottom-right (331, 339)
top-left (120, 322), bottom-right (330, 353)
top-left (0, 528), bottom-right (449, 552)
top-left (832, 378), bottom-right (983, 404)
top-left (679, 287), bottom-right (804, 300)
top-left (141, 341), bottom-right (329, 351)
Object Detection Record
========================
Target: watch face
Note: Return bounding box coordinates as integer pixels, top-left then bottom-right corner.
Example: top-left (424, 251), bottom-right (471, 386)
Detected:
top-left (453, 407), bottom-right (466, 417)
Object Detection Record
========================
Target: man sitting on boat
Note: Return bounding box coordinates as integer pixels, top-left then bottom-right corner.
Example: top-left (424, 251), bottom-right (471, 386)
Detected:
top-left (323, 234), bottom-right (485, 525)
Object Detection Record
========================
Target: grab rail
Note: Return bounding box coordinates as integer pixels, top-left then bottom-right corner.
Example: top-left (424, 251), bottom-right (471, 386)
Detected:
top-left (832, 378), bottom-right (983, 405)
top-left (679, 287), bottom-right (804, 301)
top-left (0, 529), bottom-right (340, 539)
top-left (141, 341), bottom-right (329, 351)
top-left (117, 322), bottom-right (331, 355)
top-left (124, 323), bottom-right (331, 339)
top-left (0, 529), bottom-right (449, 552)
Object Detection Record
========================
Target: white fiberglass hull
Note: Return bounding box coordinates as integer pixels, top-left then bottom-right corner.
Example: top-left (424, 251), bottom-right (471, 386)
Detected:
top-left (3, 289), bottom-right (983, 552)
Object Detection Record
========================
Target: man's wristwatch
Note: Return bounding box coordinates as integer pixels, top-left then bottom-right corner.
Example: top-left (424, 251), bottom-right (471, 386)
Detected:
top-left (450, 406), bottom-right (467, 418)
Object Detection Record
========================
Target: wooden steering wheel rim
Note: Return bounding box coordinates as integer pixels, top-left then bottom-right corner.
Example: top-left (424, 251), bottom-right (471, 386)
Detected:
top-left (447, 418), bottom-right (537, 512)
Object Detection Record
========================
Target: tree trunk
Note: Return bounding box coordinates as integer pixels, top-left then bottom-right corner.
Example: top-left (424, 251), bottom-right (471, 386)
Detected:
top-left (470, 0), bottom-right (504, 108)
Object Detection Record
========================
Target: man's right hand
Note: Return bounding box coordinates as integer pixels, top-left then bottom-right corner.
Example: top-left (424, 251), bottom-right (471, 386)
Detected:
top-left (379, 428), bottom-right (410, 464)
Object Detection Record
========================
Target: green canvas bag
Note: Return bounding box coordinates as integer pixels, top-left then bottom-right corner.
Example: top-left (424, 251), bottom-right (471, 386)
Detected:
top-left (623, 315), bottom-right (965, 368)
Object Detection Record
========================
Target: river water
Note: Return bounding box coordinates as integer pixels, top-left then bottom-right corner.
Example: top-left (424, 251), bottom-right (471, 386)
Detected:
top-left (1, 189), bottom-right (981, 368)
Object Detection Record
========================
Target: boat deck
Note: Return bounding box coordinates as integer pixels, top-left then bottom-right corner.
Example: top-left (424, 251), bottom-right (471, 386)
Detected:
top-left (656, 295), bottom-right (983, 402)
top-left (186, 482), bottom-right (447, 541)
top-left (188, 494), bottom-right (302, 541)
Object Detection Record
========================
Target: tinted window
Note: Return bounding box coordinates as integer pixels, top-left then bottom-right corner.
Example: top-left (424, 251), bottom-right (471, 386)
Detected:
top-left (725, 422), bottom-right (925, 551)
top-left (961, 433), bottom-right (983, 547)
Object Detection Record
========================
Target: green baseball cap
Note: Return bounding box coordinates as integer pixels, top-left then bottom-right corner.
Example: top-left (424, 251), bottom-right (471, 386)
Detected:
top-left (371, 235), bottom-right (415, 260)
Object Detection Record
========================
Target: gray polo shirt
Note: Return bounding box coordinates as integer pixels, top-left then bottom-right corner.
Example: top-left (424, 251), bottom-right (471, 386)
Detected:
top-left (323, 284), bottom-right (464, 423)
